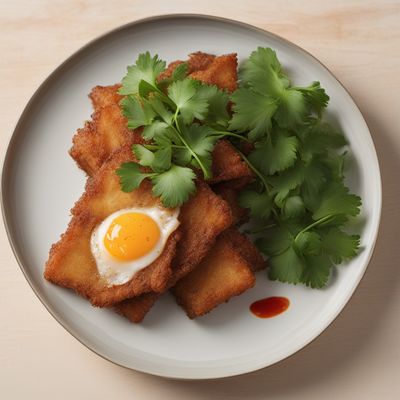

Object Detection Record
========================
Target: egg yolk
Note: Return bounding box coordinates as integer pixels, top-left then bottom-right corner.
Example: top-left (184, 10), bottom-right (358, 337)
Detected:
top-left (104, 213), bottom-right (160, 261)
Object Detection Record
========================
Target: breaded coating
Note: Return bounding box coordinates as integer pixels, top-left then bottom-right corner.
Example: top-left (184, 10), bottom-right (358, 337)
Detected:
top-left (44, 146), bottom-right (181, 307)
top-left (172, 229), bottom-right (262, 318)
top-left (213, 183), bottom-right (248, 225)
top-left (209, 140), bottom-right (253, 184)
top-left (221, 229), bottom-right (266, 272)
top-left (89, 84), bottom-right (122, 109)
top-left (190, 53), bottom-right (238, 93)
top-left (70, 104), bottom-right (144, 176)
top-left (114, 180), bottom-right (233, 322)
top-left (157, 52), bottom-right (216, 81)
top-left (115, 292), bottom-right (159, 323)
top-left (188, 52), bottom-right (216, 72)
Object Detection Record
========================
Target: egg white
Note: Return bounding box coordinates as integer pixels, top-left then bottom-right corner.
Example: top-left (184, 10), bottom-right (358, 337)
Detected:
top-left (91, 207), bottom-right (180, 286)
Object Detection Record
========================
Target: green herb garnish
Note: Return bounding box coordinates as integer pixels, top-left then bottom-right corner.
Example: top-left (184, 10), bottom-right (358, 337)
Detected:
top-left (116, 48), bottom-right (361, 288)
top-left (116, 52), bottom-right (237, 207)
top-left (231, 47), bottom-right (361, 288)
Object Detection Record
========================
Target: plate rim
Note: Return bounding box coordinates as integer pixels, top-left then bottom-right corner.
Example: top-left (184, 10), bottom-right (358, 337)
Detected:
top-left (1, 13), bottom-right (382, 380)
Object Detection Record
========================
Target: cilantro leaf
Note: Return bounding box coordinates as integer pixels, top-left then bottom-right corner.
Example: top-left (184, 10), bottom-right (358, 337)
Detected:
top-left (249, 134), bottom-right (299, 175)
top-left (172, 63), bottom-right (189, 81)
top-left (283, 196), bottom-right (305, 219)
top-left (268, 246), bottom-right (304, 284)
top-left (301, 255), bottom-right (331, 288)
top-left (119, 52), bottom-right (166, 95)
top-left (270, 163), bottom-right (305, 206)
top-left (295, 231), bottom-right (322, 256)
top-left (313, 182), bottom-right (361, 220)
top-left (168, 79), bottom-right (209, 124)
top-left (321, 228), bottom-right (360, 263)
top-left (274, 88), bottom-right (307, 129)
top-left (238, 190), bottom-right (272, 219)
top-left (240, 47), bottom-right (288, 97)
top-left (229, 88), bottom-right (277, 141)
top-left (142, 121), bottom-right (169, 140)
top-left (181, 124), bottom-right (218, 159)
top-left (152, 146), bottom-right (172, 172)
top-left (196, 84), bottom-right (230, 126)
top-left (121, 95), bottom-right (155, 129)
top-left (133, 144), bottom-right (155, 167)
top-left (151, 165), bottom-right (196, 208)
top-left (298, 81), bottom-right (329, 116)
top-left (116, 162), bottom-right (153, 192)
top-left (147, 95), bottom-right (174, 124)
top-left (256, 226), bottom-right (293, 256)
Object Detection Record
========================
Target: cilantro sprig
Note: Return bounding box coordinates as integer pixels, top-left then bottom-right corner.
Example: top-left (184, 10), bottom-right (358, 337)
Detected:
top-left (116, 52), bottom-right (240, 207)
top-left (232, 47), bottom-right (361, 288)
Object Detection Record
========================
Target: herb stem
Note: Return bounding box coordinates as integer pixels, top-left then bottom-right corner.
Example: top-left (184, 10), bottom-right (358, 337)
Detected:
top-left (212, 131), bottom-right (251, 142)
top-left (236, 149), bottom-right (270, 193)
top-left (171, 114), bottom-right (211, 179)
top-left (294, 214), bottom-right (333, 242)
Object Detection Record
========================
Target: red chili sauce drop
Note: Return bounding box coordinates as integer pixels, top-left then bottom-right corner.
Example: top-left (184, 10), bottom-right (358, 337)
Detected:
top-left (250, 296), bottom-right (290, 318)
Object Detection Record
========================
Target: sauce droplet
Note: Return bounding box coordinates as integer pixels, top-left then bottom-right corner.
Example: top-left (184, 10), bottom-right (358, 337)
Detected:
top-left (250, 296), bottom-right (290, 318)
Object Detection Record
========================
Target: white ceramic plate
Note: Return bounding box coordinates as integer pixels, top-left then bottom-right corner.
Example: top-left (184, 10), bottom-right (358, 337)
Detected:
top-left (1, 15), bottom-right (381, 379)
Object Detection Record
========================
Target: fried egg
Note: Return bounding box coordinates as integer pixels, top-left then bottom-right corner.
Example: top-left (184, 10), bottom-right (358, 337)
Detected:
top-left (91, 207), bottom-right (180, 286)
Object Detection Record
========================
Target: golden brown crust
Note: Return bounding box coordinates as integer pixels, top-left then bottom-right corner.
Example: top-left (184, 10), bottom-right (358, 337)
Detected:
top-left (114, 181), bottom-right (233, 322)
top-left (45, 146), bottom-right (181, 307)
top-left (115, 292), bottom-right (159, 323)
top-left (187, 52), bottom-right (216, 72)
top-left (222, 229), bottom-right (267, 272)
top-left (209, 140), bottom-right (253, 184)
top-left (172, 229), bottom-right (257, 318)
top-left (89, 84), bottom-right (122, 109)
top-left (70, 104), bottom-right (144, 176)
top-left (189, 53), bottom-right (238, 93)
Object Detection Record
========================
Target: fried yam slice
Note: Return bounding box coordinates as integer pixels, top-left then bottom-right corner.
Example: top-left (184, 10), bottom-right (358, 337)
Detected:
top-left (190, 53), bottom-right (238, 93)
top-left (44, 146), bottom-right (181, 307)
top-left (70, 104), bottom-right (144, 176)
top-left (209, 140), bottom-right (253, 184)
top-left (114, 180), bottom-right (233, 322)
top-left (222, 229), bottom-right (266, 272)
top-left (115, 292), bottom-right (159, 323)
top-left (89, 84), bottom-right (122, 110)
top-left (172, 229), bottom-right (266, 318)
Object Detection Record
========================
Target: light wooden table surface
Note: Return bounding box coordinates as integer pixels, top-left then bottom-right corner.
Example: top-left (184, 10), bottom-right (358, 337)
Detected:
top-left (1, 1), bottom-right (399, 399)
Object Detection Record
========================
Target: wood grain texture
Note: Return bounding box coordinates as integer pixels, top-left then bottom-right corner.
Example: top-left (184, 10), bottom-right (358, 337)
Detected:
top-left (1, 0), bottom-right (399, 398)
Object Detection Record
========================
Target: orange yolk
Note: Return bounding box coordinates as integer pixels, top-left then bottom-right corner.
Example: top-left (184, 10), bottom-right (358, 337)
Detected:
top-left (103, 212), bottom-right (160, 261)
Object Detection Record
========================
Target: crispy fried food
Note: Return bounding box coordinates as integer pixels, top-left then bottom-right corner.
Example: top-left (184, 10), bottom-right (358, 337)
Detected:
top-left (44, 146), bottom-right (181, 307)
top-left (89, 84), bottom-right (122, 110)
top-left (213, 183), bottom-right (248, 225)
top-left (158, 52), bottom-right (217, 82)
top-left (209, 140), bottom-right (253, 184)
top-left (159, 52), bottom-right (237, 93)
top-left (190, 53), bottom-right (238, 93)
top-left (115, 292), bottom-right (159, 323)
top-left (69, 53), bottom-right (248, 183)
top-left (70, 103), bottom-right (144, 176)
top-left (172, 229), bottom-right (266, 318)
top-left (222, 229), bottom-right (266, 272)
top-left (114, 180), bottom-right (233, 322)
